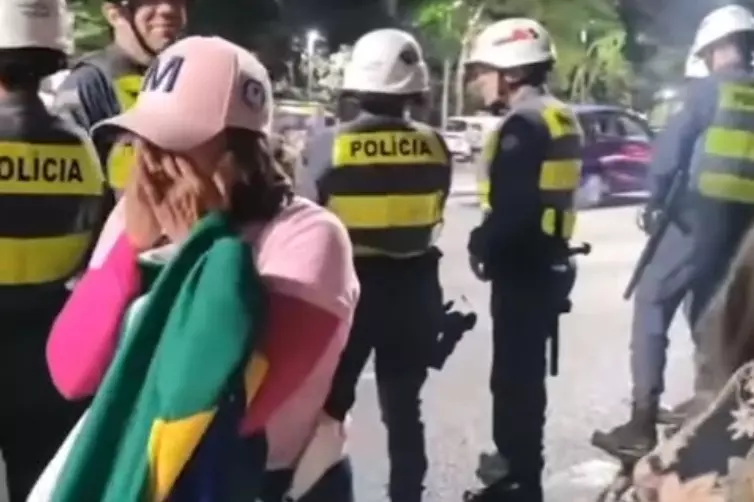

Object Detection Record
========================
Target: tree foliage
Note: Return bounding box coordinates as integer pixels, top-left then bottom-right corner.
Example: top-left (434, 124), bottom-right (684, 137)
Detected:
top-left (414, 0), bottom-right (623, 86)
top-left (68, 0), bottom-right (110, 52)
top-left (570, 29), bottom-right (634, 105)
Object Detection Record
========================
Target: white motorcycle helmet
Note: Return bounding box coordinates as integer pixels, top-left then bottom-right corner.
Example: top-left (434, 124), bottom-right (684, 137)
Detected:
top-left (467, 18), bottom-right (557, 70)
top-left (690, 4), bottom-right (754, 57)
top-left (0, 0), bottom-right (69, 53)
top-left (341, 28), bottom-right (429, 95)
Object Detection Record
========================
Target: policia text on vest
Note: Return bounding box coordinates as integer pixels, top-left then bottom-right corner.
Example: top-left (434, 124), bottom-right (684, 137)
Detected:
top-left (0, 142), bottom-right (102, 288)
top-left (324, 127), bottom-right (451, 258)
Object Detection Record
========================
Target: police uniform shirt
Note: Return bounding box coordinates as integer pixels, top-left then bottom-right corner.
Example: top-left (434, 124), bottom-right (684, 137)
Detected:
top-left (53, 44), bottom-right (146, 190)
top-left (0, 93), bottom-right (104, 308)
top-left (469, 112), bottom-right (549, 265)
top-left (647, 69), bottom-right (743, 209)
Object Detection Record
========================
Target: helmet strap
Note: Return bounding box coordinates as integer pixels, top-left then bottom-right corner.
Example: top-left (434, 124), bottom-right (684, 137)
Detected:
top-left (118, 0), bottom-right (158, 59)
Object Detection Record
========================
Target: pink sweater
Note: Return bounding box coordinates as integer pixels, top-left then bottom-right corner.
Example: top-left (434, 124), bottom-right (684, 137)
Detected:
top-left (47, 197), bottom-right (359, 468)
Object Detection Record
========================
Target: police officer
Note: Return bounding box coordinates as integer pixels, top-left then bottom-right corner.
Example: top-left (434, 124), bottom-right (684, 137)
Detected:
top-left (648, 5), bottom-right (754, 407)
top-left (302, 29), bottom-right (451, 502)
top-left (590, 50), bottom-right (707, 461)
top-left (464, 19), bottom-right (583, 502)
top-left (683, 5), bottom-right (754, 325)
top-left (54, 0), bottom-right (186, 196)
top-left (0, 1), bottom-right (104, 499)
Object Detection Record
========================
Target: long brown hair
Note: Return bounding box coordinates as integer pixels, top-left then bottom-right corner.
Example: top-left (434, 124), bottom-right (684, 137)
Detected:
top-left (225, 128), bottom-right (293, 223)
top-left (698, 224), bottom-right (754, 390)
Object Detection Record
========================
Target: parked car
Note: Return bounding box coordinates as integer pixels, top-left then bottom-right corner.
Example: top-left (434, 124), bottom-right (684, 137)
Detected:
top-left (443, 130), bottom-right (473, 162)
top-left (273, 100), bottom-right (335, 134)
top-left (574, 104), bottom-right (653, 208)
top-left (443, 115), bottom-right (501, 163)
top-left (444, 106), bottom-right (652, 208)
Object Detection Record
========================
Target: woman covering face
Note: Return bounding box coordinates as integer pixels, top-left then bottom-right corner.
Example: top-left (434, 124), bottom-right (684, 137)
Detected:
top-left (91, 35), bottom-right (284, 246)
top-left (47, 36), bottom-right (359, 502)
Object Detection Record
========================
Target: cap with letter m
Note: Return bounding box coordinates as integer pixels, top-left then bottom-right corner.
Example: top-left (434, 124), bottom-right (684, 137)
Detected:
top-left (93, 35), bottom-right (273, 152)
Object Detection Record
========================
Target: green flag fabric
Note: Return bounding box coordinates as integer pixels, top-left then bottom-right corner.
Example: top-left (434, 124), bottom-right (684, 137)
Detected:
top-left (51, 211), bottom-right (265, 502)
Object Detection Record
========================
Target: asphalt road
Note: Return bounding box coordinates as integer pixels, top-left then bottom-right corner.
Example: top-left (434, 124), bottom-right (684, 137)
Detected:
top-left (0, 190), bottom-right (695, 502)
top-left (345, 193), bottom-right (694, 502)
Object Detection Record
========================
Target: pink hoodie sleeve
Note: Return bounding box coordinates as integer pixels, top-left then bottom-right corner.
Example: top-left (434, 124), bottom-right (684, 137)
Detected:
top-left (240, 202), bottom-right (359, 433)
top-left (47, 201), bottom-right (142, 400)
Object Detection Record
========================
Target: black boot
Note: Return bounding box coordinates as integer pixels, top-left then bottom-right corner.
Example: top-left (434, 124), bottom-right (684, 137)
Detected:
top-left (463, 476), bottom-right (543, 502)
top-left (476, 451), bottom-right (508, 486)
top-left (591, 404), bottom-right (658, 462)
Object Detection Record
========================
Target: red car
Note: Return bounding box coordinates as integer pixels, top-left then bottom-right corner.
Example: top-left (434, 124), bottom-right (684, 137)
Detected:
top-left (573, 104), bottom-right (654, 208)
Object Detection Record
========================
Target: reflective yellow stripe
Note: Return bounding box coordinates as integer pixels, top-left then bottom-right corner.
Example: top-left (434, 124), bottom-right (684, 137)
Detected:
top-left (0, 232), bottom-right (91, 285)
top-left (333, 131), bottom-right (447, 166)
top-left (107, 74), bottom-right (142, 191)
top-left (113, 75), bottom-right (143, 111)
top-left (540, 106), bottom-right (581, 238)
top-left (540, 160), bottom-right (580, 191)
top-left (704, 127), bottom-right (754, 161)
top-left (698, 171), bottom-right (754, 203)
top-left (479, 129), bottom-right (499, 208)
top-left (478, 179), bottom-right (490, 210)
top-left (542, 209), bottom-right (576, 238)
top-left (541, 107), bottom-right (579, 138)
top-left (327, 193), bottom-right (441, 229)
top-left (0, 142), bottom-right (102, 195)
top-left (719, 83), bottom-right (754, 112)
top-left (107, 142), bottom-right (135, 191)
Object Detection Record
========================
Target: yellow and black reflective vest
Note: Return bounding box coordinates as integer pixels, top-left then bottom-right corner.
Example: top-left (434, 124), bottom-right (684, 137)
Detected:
top-left (73, 46), bottom-right (145, 192)
top-left (479, 96), bottom-right (583, 241)
top-left (696, 77), bottom-right (754, 204)
top-left (0, 96), bottom-right (104, 309)
top-left (320, 115), bottom-right (452, 258)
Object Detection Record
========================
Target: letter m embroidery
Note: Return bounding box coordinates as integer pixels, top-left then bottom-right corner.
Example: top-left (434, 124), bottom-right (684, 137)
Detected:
top-left (142, 56), bottom-right (185, 93)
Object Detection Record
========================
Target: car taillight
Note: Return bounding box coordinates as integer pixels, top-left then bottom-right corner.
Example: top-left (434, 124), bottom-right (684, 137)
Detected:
top-left (622, 145), bottom-right (650, 161)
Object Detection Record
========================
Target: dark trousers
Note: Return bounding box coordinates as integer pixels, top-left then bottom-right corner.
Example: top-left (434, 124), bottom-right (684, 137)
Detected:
top-left (689, 199), bottom-right (754, 327)
top-left (688, 199), bottom-right (754, 395)
top-left (489, 278), bottom-right (548, 491)
top-left (0, 306), bottom-right (88, 501)
top-left (630, 220), bottom-right (694, 408)
top-left (260, 460), bottom-right (354, 502)
top-left (324, 251), bottom-right (443, 502)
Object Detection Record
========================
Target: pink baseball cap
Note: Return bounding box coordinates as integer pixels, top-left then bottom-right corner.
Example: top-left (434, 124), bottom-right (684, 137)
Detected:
top-left (93, 36), bottom-right (273, 151)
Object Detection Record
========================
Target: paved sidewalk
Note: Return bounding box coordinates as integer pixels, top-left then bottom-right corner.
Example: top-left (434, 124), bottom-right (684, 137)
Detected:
top-left (450, 168), bottom-right (479, 197)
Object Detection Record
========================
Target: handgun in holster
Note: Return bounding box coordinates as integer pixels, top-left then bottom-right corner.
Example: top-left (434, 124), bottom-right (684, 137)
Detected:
top-left (548, 243), bottom-right (591, 376)
top-left (428, 301), bottom-right (477, 370)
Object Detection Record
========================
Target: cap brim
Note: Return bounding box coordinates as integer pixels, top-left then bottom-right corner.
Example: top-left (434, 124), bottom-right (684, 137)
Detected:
top-left (92, 105), bottom-right (221, 152)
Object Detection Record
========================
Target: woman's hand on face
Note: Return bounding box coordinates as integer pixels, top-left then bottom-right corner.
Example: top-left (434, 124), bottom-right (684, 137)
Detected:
top-left (142, 146), bottom-right (229, 243)
top-left (123, 140), bottom-right (164, 251)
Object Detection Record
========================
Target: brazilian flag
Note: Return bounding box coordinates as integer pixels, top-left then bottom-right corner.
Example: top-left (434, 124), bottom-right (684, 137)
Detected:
top-left (52, 212), bottom-right (267, 501)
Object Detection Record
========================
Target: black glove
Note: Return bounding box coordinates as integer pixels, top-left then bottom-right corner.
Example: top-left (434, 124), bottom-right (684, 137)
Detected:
top-left (468, 254), bottom-right (490, 282)
top-left (428, 301), bottom-right (477, 370)
top-left (467, 227), bottom-right (490, 281)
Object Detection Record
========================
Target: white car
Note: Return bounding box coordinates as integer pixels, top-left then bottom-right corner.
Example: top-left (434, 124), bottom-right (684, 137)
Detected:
top-left (442, 131), bottom-right (472, 162)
